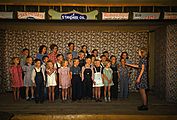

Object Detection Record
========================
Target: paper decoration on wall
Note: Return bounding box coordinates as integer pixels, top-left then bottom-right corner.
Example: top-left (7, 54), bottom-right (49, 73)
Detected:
top-left (17, 12), bottom-right (45, 20)
top-left (133, 12), bottom-right (160, 20)
top-left (0, 12), bottom-right (13, 19)
top-left (48, 9), bottom-right (98, 20)
top-left (102, 12), bottom-right (129, 20)
top-left (164, 12), bottom-right (177, 19)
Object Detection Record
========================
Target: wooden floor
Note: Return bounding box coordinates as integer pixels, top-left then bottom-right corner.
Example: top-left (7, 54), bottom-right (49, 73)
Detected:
top-left (0, 92), bottom-right (176, 120)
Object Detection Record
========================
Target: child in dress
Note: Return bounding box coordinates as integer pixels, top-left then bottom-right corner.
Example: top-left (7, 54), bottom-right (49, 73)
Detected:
top-left (48, 44), bottom-right (58, 63)
top-left (66, 52), bottom-right (73, 99)
top-left (93, 59), bottom-right (104, 102)
top-left (22, 56), bottom-right (34, 101)
top-left (90, 55), bottom-right (96, 67)
top-left (9, 57), bottom-right (23, 101)
top-left (82, 57), bottom-right (94, 100)
top-left (31, 59), bottom-right (46, 103)
top-left (90, 55), bottom-right (96, 99)
top-left (103, 60), bottom-right (114, 102)
top-left (118, 59), bottom-right (129, 99)
top-left (70, 58), bottom-right (82, 101)
top-left (46, 61), bottom-right (57, 102)
top-left (54, 54), bottom-right (64, 99)
top-left (58, 60), bottom-right (71, 101)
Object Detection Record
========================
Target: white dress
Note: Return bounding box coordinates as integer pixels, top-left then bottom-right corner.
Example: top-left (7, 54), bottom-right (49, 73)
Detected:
top-left (46, 71), bottom-right (57, 87)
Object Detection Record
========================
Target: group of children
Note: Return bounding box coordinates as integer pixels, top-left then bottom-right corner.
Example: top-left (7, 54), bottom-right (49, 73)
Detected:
top-left (9, 43), bottom-right (135, 104)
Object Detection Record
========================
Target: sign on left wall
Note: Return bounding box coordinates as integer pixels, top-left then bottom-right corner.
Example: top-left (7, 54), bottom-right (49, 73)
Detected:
top-left (0, 12), bottom-right (13, 19)
top-left (17, 12), bottom-right (45, 20)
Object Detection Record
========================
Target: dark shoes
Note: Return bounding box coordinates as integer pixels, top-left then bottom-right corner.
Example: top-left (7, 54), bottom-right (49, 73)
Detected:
top-left (137, 105), bottom-right (148, 111)
top-left (95, 98), bottom-right (102, 102)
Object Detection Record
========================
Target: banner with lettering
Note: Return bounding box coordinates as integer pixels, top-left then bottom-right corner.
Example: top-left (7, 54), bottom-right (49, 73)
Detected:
top-left (164, 12), bottom-right (177, 19)
top-left (17, 12), bottom-right (45, 20)
top-left (102, 12), bottom-right (129, 20)
top-left (133, 12), bottom-right (160, 20)
top-left (48, 9), bottom-right (98, 20)
top-left (0, 12), bottom-right (13, 19)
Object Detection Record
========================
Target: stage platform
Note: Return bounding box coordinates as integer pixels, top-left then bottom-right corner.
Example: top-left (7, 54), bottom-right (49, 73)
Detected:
top-left (0, 92), bottom-right (176, 120)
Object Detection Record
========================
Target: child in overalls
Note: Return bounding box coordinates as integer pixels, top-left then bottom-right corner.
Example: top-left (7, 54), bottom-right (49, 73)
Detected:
top-left (32, 59), bottom-right (45, 103)
top-left (70, 58), bottom-right (82, 101)
top-left (82, 57), bottom-right (94, 100)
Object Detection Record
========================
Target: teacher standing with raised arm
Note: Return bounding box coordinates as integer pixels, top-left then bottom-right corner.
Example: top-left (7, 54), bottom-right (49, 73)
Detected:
top-left (126, 47), bottom-right (148, 111)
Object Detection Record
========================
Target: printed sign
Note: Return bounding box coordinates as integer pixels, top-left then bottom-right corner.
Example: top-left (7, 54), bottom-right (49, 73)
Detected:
top-left (61, 13), bottom-right (87, 20)
top-left (164, 12), bottom-right (177, 19)
top-left (133, 12), bottom-right (160, 20)
top-left (48, 9), bottom-right (98, 20)
top-left (0, 12), bottom-right (13, 19)
top-left (102, 12), bottom-right (129, 20)
top-left (17, 12), bottom-right (45, 20)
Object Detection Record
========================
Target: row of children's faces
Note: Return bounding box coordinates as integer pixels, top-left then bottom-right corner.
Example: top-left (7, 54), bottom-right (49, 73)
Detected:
top-left (13, 56), bottom-right (126, 70)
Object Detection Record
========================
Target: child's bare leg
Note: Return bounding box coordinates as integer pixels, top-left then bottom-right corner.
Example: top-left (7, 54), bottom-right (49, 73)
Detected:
top-left (93, 87), bottom-right (95, 98)
top-left (98, 87), bottom-right (101, 99)
top-left (17, 88), bottom-right (20, 100)
top-left (67, 88), bottom-right (69, 99)
top-left (13, 88), bottom-right (16, 101)
top-left (95, 87), bottom-right (98, 99)
top-left (48, 87), bottom-right (51, 102)
top-left (108, 86), bottom-right (111, 97)
top-left (26, 87), bottom-right (29, 99)
top-left (104, 87), bottom-right (106, 97)
top-left (31, 87), bottom-right (34, 98)
top-left (52, 86), bottom-right (55, 102)
top-left (70, 86), bottom-right (72, 99)
top-left (65, 89), bottom-right (68, 100)
top-left (62, 89), bottom-right (65, 100)
top-left (139, 88), bottom-right (147, 106)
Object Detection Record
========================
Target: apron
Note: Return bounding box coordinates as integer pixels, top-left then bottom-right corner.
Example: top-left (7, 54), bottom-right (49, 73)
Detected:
top-left (93, 67), bottom-right (104, 87)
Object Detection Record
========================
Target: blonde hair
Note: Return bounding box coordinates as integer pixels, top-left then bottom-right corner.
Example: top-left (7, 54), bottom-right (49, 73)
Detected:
top-left (105, 60), bottom-right (111, 67)
top-left (139, 47), bottom-right (148, 58)
top-left (73, 58), bottom-right (79, 63)
top-left (61, 60), bottom-right (68, 67)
